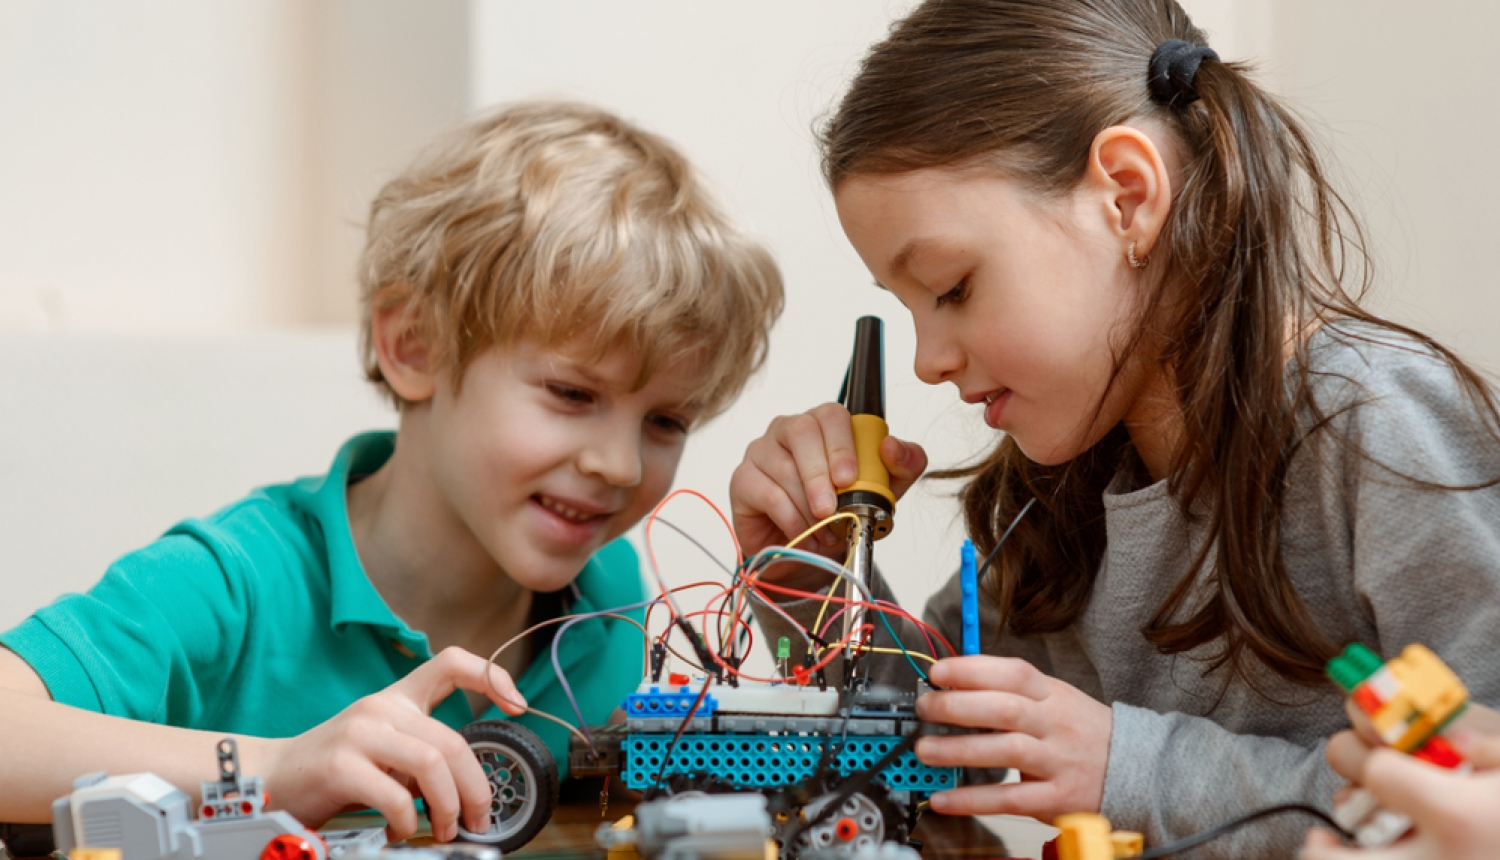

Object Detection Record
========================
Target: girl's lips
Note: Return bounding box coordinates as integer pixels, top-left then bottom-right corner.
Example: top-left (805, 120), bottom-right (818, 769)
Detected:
top-left (983, 389), bottom-right (1012, 429)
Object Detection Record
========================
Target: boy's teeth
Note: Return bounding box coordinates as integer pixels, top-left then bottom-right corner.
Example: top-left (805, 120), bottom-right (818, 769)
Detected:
top-left (540, 496), bottom-right (592, 522)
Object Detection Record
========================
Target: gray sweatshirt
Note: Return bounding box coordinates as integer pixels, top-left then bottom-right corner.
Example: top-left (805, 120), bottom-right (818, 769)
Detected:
top-left (752, 324), bottom-right (1500, 858)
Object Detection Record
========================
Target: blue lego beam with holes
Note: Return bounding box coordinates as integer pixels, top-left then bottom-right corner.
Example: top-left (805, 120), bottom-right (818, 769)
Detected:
top-left (624, 686), bottom-right (719, 718)
top-left (622, 733), bottom-right (956, 794)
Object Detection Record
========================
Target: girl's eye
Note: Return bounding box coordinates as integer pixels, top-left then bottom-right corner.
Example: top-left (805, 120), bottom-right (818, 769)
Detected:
top-left (935, 279), bottom-right (968, 309)
top-left (546, 383), bottom-right (594, 405)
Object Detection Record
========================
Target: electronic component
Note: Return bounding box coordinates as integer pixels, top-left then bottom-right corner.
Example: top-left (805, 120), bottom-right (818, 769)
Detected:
top-left (594, 795), bottom-right (772, 860)
top-left (50, 739), bottom-right (335, 860)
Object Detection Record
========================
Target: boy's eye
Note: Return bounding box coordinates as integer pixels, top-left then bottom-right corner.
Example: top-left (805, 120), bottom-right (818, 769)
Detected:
top-left (648, 413), bottom-right (690, 436)
top-left (935, 279), bottom-right (968, 309)
top-left (546, 383), bottom-right (594, 404)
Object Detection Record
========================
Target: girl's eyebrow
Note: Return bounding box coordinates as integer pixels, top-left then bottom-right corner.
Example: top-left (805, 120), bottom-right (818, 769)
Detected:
top-left (889, 238), bottom-right (930, 278)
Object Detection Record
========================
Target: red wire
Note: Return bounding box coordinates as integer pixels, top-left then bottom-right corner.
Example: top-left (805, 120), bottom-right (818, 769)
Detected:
top-left (643, 489), bottom-right (744, 621)
top-left (750, 579), bottom-right (957, 658)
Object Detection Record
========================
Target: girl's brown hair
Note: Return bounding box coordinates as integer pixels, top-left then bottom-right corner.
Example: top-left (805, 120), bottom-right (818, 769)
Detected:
top-left (821, 0), bottom-right (1500, 689)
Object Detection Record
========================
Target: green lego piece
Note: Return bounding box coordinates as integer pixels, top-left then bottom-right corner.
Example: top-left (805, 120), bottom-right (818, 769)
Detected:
top-left (1327, 642), bottom-right (1384, 693)
top-left (777, 636), bottom-right (791, 661)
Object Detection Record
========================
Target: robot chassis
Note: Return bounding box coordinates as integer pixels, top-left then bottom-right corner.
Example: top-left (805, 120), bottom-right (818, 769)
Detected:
top-left (452, 681), bottom-right (957, 859)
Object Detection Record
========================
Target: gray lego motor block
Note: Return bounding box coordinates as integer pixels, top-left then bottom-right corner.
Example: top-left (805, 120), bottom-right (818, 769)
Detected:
top-left (453, 720), bottom-right (558, 853)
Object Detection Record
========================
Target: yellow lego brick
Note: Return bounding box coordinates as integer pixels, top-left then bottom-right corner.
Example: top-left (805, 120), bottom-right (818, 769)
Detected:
top-left (1110, 830), bottom-right (1144, 858)
top-left (69, 849), bottom-right (123, 860)
top-left (1384, 644), bottom-right (1468, 752)
top-left (1055, 813), bottom-right (1115, 860)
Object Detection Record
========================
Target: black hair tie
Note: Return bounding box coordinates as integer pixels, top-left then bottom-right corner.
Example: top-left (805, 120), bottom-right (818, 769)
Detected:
top-left (1148, 38), bottom-right (1219, 108)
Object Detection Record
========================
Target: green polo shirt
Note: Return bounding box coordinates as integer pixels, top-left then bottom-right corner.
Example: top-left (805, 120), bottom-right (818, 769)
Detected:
top-left (2, 432), bottom-right (645, 776)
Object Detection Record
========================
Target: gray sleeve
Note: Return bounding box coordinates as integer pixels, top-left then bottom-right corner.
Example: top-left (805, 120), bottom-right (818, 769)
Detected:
top-left (1337, 341), bottom-right (1500, 709)
top-left (1102, 705), bottom-right (1341, 859)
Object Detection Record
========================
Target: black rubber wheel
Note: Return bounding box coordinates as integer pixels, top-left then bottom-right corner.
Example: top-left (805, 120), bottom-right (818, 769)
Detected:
top-left (453, 720), bottom-right (559, 853)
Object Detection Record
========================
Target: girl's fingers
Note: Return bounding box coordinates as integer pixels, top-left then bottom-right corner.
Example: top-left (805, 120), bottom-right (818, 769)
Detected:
top-left (777, 409), bottom-right (846, 521)
top-left (927, 778), bottom-right (1066, 819)
top-left (916, 690), bottom-right (1044, 736)
top-left (879, 436), bottom-right (929, 499)
top-left (915, 726), bottom-right (1049, 774)
top-left (927, 655), bottom-right (1053, 700)
top-left (809, 402), bottom-right (860, 491)
top-left (737, 468), bottom-right (818, 551)
top-left (1450, 729), bottom-right (1500, 769)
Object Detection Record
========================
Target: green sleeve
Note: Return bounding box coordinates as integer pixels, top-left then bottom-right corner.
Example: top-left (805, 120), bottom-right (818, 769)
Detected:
top-left (0, 531), bottom-right (252, 727)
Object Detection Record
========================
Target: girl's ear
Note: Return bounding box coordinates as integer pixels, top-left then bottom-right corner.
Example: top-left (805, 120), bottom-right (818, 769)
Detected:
top-left (1085, 125), bottom-right (1174, 259)
top-left (370, 296), bottom-right (437, 404)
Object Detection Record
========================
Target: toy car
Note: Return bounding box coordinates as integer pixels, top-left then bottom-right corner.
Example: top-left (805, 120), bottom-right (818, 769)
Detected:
top-left (452, 679), bottom-right (956, 858)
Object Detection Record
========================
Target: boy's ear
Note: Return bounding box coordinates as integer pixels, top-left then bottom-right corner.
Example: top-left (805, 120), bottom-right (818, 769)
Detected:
top-left (371, 300), bottom-right (437, 404)
top-left (1085, 125), bottom-right (1173, 259)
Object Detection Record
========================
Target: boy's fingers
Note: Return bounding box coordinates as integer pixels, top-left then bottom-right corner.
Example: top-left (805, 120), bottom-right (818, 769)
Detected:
top-left (337, 758), bottom-right (424, 841)
top-left (1325, 730), bottom-right (1373, 783)
top-left (928, 655), bottom-right (1051, 700)
top-left (399, 647), bottom-right (528, 715)
top-left (368, 727), bottom-right (463, 842)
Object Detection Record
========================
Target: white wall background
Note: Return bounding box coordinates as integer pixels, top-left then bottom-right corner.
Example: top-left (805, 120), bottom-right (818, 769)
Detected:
top-left (2, 1), bottom-right (1498, 663)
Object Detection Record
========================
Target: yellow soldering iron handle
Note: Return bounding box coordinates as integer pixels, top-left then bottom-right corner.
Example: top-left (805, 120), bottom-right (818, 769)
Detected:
top-left (835, 316), bottom-right (895, 539)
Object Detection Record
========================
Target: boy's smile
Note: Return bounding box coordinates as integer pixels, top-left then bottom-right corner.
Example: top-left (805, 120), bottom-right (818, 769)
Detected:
top-left (352, 334), bottom-right (702, 614)
top-left (427, 338), bottom-right (700, 593)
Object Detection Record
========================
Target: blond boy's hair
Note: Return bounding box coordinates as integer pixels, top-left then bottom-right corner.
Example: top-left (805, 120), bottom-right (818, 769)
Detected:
top-left (358, 100), bottom-right (783, 419)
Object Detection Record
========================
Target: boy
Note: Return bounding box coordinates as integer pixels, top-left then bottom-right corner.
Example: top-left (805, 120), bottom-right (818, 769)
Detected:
top-left (0, 101), bottom-right (783, 843)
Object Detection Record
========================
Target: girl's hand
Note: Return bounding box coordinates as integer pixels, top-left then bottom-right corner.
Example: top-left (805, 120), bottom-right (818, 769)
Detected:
top-left (253, 647), bottom-right (528, 843)
top-left (913, 655), bottom-right (1112, 821)
top-left (729, 402), bottom-right (927, 578)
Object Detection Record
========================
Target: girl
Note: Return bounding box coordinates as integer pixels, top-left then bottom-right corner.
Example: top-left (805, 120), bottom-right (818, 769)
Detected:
top-left (729, 1), bottom-right (1500, 856)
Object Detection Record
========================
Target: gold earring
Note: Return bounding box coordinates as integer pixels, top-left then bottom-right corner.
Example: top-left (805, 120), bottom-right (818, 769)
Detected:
top-left (1128, 241), bottom-right (1148, 269)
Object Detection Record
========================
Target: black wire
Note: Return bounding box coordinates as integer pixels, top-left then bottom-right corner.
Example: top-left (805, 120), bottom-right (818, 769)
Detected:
top-left (643, 676), bottom-right (715, 800)
top-left (1137, 803), bottom-right (1353, 858)
top-left (975, 497), bottom-right (1037, 586)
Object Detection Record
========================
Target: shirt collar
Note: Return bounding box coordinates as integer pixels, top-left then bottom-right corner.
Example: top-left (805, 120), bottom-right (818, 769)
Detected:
top-left (290, 431), bottom-right (410, 635)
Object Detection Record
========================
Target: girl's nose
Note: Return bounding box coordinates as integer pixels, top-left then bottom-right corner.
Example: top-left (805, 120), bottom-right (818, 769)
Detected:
top-left (912, 328), bottom-right (963, 386)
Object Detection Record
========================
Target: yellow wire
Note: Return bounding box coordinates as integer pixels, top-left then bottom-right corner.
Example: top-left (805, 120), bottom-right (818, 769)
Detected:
top-left (733, 511), bottom-right (861, 672)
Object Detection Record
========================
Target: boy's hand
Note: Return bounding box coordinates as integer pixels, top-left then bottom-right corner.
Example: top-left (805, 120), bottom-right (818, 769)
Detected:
top-left (256, 647), bottom-right (527, 843)
top-left (912, 655), bottom-right (1111, 822)
top-left (729, 402), bottom-right (926, 586)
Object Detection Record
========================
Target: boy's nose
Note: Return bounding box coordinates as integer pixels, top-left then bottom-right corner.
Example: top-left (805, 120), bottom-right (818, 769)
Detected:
top-left (579, 429), bottom-right (643, 488)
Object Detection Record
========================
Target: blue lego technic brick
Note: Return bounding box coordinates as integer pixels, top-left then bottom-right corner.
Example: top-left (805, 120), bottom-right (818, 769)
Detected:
top-left (624, 685), bottom-right (719, 718)
top-left (622, 734), bottom-right (956, 795)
